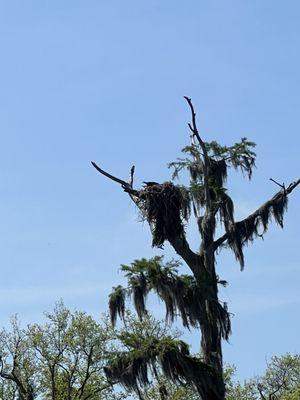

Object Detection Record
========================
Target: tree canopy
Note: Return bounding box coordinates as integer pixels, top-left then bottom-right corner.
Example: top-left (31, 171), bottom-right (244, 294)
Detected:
top-left (1, 303), bottom-right (300, 400)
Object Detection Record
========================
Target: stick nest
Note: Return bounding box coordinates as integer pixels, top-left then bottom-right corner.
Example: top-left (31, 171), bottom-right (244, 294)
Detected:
top-left (138, 182), bottom-right (190, 247)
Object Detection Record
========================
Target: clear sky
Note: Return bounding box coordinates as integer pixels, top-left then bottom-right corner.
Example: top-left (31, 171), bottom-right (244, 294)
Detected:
top-left (0, 0), bottom-right (299, 380)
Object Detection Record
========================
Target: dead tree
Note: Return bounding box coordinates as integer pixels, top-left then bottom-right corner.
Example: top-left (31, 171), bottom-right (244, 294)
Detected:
top-left (92, 97), bottom-right (299, 400)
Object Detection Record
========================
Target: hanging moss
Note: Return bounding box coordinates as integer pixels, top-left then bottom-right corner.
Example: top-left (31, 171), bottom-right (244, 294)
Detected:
top-left (226, 191), bottom-right (289, 270)
top-left (104, 350), bottom-right (150, 391)
top-left (189, 159), bottom-right (204, 182)
top-left (104, 335), bottom-right (223, 399)
top-left (138, 182), bottom-right (191, 247)
top-left (206, 300), bottom-right (231, 341)
top-left (130, 273), bottom-right (148, 320)
top-left (109, 285), bottom-right (126, 327)
top-left (219, 192), bottom-right (234, 231)
top-left (208, 159), bottom-right (228, 188)
top-left (189, 182), bottom-right (206, 218)
top-left (114, 257), bottom-right (231, 343)
top-left (169, 138), bottom-right (256, 185)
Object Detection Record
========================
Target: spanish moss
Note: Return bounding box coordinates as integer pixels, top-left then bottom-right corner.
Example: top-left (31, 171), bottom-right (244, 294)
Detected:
top-left (111, 257), bottom-right (231, 342)
top-left (227, 190), bottom-right (289, 270)
top-left (109, 285), bottom-right (126, 327)
top-left (104, 335), bottom-right (223, 399)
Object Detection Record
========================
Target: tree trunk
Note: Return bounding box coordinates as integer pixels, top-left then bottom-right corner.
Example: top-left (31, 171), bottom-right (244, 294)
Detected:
top-left (167, 236), bottom-right (225, 400)
top-left (195, 263), bottom-right (225, 400)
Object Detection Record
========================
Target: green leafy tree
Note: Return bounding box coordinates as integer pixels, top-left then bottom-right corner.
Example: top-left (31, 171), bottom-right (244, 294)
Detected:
top-left (0, 379), bottom-right (18, 400)
top-left (92, 97), bottom-right (300, 400)
top-left (0, 302), bottom-right (125, 400)
top-left (225, 354), bottom-right (300, 400)
top-left (256, 354), bottom-right (300, 400)
top-left (29, 301), bottom-right (118, 400)
top-left (0, 316), bottom-right (37, 400)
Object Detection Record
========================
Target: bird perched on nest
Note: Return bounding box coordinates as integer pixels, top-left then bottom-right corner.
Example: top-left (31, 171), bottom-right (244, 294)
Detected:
top-left (143, 181), bottom-right (160, 187)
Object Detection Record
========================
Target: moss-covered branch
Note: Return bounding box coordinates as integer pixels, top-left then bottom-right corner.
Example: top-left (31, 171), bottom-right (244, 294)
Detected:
top-left (104, 334), bottom-right (222, 399)
top-left (213, 179), bottom-right (300, 269)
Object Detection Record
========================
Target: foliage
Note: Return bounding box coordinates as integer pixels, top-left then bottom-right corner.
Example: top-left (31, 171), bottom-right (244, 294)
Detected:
top-left (105, 332), bottom-right (220, 399)
top-left (257, 354), bottom-right (300, 400)
top-left (167, 137), bottom-right (291, 270)
top-left (109, 255), bottom-right (231, 335)
top-left (107, 256), bottom-right (231, 397)
top-left (169, 137), bottom-right (256, 182)
top-left (1, 304), bottom-right (300, 400)
top-left (224, 354), bottom-right (300, 400)
top-left (108, 312), bottom-right (219, 399)
top-left (0, 302), bottom-right (124, 400)
top-left (0, 316), bottom-right (37, 400)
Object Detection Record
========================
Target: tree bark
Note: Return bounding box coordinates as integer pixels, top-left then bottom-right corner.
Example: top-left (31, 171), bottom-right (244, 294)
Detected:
top-left (168, 235), bottom-right (225, 400)
top-left (191, 260), bottom-right (225, 399)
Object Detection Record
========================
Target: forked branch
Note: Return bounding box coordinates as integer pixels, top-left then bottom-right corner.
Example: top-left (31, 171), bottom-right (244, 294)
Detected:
top-left (91, 161), bottom-right (139, 197)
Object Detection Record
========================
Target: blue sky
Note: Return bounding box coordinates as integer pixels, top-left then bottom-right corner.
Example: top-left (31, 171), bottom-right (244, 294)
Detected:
top-left (0, 0), bottom-right (299, 380)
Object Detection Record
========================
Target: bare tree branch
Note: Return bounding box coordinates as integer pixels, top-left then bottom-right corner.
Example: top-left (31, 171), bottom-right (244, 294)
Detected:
top-left (270, 178), bottom-right (285, 191)
top-left (91, 161), bottom-right (139, 196)
top-left (257, 384), bottom-right (267, 400)
top-left (77, 345), bottom-right (94, 399)
top-left (91, 162), bottom-right (129, 187)
top-left (82, 383), bottom-right (112, 400)
top-left (184, 96), bottom-right (211, 209)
